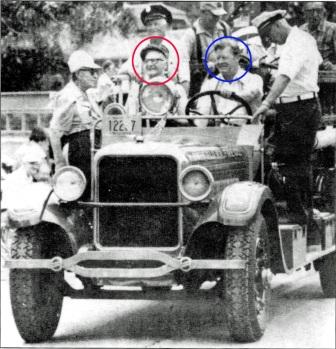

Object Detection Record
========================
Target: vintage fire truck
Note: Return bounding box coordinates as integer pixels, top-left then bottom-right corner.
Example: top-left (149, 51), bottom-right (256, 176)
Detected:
top-left (3, 73), bottom-right (336, 343)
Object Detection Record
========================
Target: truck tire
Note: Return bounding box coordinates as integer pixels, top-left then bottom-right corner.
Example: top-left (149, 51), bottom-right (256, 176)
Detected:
top-left (224, 215), bottom-right (271, 342)
top-left (319, 253), bottom-right (336, 298)
top-left (9, 228), bottom-right (64, 343)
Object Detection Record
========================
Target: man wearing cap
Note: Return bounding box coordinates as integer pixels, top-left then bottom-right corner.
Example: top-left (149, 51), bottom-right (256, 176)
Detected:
top-left (182, 2), bottom-right (231, 97)
top-left (49, 50), bottom-right (102, 200)
top-left (301, 2), bottom-right (336, 71)
top-left (135, 40), bottom-right (188, 118)
top-left (119, 4), bottom-right (190, 94)
top-left (252, 10), bottom-right (322, 225)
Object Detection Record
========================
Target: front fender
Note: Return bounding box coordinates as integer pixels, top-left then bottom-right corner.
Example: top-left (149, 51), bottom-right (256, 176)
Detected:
top-left (6, 182), bottom-right (55, 227)
top-left (218, 181), bottom-right (274, 226)
top-left (6, 182), bottom-right (76, 243)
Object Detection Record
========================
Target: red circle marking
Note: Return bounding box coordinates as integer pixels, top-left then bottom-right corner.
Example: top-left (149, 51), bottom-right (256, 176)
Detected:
top-left (131, 35), bottom-right (180, 86)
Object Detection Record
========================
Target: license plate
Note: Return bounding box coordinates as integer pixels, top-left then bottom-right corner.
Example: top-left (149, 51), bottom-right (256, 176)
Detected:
top-left (103, 113), bottom-right (141, 135)
top-left (108, 116), bottom-right (137, 134)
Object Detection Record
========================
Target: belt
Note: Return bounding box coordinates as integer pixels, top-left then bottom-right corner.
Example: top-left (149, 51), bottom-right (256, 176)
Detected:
top-left (276, 92), bottom-right (317, 104)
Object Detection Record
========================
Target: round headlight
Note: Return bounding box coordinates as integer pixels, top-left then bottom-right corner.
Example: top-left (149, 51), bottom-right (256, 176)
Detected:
top-left (52, 166), bottom-right (86, 201)
top-left (179, 165), bottom-right (214, 202)
top-left (139, 84), bottom-right (174, 116)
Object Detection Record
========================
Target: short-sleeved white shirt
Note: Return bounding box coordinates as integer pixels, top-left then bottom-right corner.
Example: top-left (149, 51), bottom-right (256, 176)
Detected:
top-left (50, 81), bottom-right (100, 135)
top-left (198, 68), bottom-right (263, 115)
top-left (276, 26), bottom-right (322, 97)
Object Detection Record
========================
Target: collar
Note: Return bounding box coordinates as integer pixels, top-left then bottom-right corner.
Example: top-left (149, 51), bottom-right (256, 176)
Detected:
top-left (284, 26), bottom-right (298, 44)
top-left (218, 67), bottom-right (246, 83)
top-left (68, 80), bottom-right (86, 100)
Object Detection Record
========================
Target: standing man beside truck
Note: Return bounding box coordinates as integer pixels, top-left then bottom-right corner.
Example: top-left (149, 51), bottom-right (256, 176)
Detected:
top-left (252, 10), bottom-right (322, 225)
top-left (49, 50), bottom-right (101, 200)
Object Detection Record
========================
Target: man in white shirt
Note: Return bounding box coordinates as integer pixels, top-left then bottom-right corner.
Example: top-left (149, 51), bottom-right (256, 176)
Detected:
top-left (49, 50), bottom-right (102, 200)
top-left (136, 41), bottom-right (188, 119)
top-left (252, 10), bottom-right (323, 225)
top-left (195, 40), bottom-right (263, 127)
top-left (118, 4), bottom-right (190, 94)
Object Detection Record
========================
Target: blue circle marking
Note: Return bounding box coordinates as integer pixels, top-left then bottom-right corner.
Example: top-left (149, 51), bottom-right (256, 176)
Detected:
top-left (203, 35), bottom-right (253, 83)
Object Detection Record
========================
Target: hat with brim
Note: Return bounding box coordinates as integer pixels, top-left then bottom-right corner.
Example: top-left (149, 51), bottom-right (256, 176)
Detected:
top-left (141, 5), bottom-right (173, 26)
top-left (140, 43), bottom-right (169, 61)
top-left (252, 10), bottom-right (286, 36)
top-left (200, 2), bottom-right (227, 16)
top-left (68, 50), bottom-right (101, 73)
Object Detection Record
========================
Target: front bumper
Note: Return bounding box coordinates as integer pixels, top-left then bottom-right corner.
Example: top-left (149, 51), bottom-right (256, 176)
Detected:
top-left (5, 249), bottom-right (246, 278)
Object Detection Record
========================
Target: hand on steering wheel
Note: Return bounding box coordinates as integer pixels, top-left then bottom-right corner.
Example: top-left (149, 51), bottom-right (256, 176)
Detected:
top-left (185, 90), bottom-right (253, 126)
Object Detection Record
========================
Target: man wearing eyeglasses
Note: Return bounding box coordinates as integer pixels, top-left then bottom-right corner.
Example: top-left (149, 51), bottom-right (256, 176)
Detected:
top-left (49, 50), bottom-right (102, 200)
top-left (301, 2), bottom-right (336, 71)
top-left (141, 42), bottom-right (169, 81)
top-left (118, 4), bottom-right (190, 94)
top-left (139, 41), bottom-right (188, 118)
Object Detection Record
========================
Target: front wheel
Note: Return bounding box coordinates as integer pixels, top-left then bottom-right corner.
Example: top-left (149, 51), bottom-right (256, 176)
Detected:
top-left (9, 228), bottom-right (64, 343)
top-left (224, 215), bottom-right (272, 342)
top-left (318, 253), bottom-right (336, 298)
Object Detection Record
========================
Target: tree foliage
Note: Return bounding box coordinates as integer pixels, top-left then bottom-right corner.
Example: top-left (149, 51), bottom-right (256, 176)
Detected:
top-left (1, 1), bottom-right (137, 91)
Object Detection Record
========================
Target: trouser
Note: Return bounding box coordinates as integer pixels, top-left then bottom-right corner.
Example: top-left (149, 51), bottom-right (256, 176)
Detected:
top-left (68, 130), bottom-right (101, 201)
top-left (272, 98), bottom-right (321, 217)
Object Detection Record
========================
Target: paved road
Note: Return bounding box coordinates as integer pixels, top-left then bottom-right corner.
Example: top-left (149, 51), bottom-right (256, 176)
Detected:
top-left (1, 268), bottom-right (335, 348)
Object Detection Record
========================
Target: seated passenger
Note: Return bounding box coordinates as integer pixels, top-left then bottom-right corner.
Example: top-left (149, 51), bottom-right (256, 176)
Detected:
top-left (195, 40), bottom-right (263, 127)
top-left (128, 40), bottom-right (188, 122)
top-left (118, 5), bottom-right (190, 94)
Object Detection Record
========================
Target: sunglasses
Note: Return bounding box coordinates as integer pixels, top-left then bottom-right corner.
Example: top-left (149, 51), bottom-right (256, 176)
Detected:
top-left (79, 68), bottom-right (99, 75)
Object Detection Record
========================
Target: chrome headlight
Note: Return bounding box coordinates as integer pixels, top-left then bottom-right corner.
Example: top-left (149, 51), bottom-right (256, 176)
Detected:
top-left (179, 165), bottom-right (214, 202)
top-left (139, 84), bottom-right (174, 116)
top-left (52, 166), bottom-right (86, 201)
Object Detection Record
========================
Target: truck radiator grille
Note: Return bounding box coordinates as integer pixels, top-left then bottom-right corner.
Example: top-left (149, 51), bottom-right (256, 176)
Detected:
top-left (97, 156), bottom-right (178, 247)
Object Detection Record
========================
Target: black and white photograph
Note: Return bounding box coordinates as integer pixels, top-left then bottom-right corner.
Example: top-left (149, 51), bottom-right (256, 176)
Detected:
top-left (1, 1), bottom-right (335, 347)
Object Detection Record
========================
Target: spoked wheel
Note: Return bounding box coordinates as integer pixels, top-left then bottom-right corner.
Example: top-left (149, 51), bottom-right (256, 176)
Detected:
top-left (223, 215), bottom-right (272, 342)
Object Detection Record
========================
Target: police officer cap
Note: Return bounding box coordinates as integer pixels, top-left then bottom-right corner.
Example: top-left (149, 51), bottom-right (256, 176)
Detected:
top-left (140, 39), bottom-right (169, 61)
top-left (141, 5), bottom-right (173, 26)
top-left (252, 10), bottom-right (286, 35)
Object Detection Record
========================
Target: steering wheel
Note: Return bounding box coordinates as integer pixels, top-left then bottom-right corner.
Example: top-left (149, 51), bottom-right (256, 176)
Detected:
top-left (185, 90), bottom-right (253, 126)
